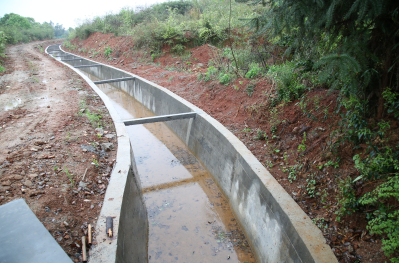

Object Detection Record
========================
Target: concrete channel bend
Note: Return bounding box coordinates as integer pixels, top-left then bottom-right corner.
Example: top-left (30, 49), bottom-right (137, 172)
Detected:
top-left (46, 44), bottom-right (338, 263)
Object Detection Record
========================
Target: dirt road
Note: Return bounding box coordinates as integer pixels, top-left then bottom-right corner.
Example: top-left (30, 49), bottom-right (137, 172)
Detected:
top-left (0, 40), bottom-right (117, 262)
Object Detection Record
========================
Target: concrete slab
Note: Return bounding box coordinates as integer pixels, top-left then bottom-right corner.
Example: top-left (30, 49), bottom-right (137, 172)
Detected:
top-left (123, 112), bottom-right (196, 126)
top-left (0, 199), bottom-right (73, 263)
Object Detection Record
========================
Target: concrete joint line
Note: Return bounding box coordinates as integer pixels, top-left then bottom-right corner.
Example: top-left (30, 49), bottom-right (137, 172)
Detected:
top-left (61, 58), bottom-right (84, 61)
top-left (93, 77), bottom-right (135, 85)
top-left (186, 117), bottom-right (193, 145)
top-left (123, 112), bottom-right (196, 126)
top-left (74, 64), bottom-right (102, 68)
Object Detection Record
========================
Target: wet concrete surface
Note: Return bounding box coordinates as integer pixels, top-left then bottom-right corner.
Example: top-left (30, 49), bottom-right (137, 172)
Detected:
top-left (81, 72), bottom-right (256, 263)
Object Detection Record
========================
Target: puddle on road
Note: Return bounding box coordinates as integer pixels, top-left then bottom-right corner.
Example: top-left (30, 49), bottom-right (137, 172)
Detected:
top-left (5, 98), bottom-right (22, 111)
top-left (81, 72), bottom-right (256, 262)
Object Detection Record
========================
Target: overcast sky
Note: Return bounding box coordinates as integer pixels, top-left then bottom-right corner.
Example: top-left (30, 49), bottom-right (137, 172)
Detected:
top-left (0, 0), bottom-right (167, 29)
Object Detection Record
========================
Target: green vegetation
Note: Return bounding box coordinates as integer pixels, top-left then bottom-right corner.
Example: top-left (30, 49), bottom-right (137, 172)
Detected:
top-left (104, 45), bottom-right (113, 57)
top-left (0, 31), bottom-right (6, 72)
top-left (86, 109), bottom-right (103, 128)
top-left (62, 166), bottom-right (75, 187)
top-left (0, 13), bottom-right (55, 44)
top-left (0, 13), bottom-right (70, 71)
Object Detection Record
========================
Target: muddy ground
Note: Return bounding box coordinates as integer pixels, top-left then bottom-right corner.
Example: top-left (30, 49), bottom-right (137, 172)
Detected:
top-left (0, 40), bottom-right (117, 262)
top-left (63, 32), bottom-right (393, 262)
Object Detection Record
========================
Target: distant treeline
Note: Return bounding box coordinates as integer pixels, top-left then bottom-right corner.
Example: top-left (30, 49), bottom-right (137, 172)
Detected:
top-left (0, 13), bottom-right (72, 72)
top-left (0, 13), bottom-right (71, 44)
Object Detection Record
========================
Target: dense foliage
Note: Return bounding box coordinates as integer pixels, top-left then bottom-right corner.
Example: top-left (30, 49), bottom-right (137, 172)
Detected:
top-left (0, 13), bottom-right (69, 71)
top-left (69, 0), bottom-right (257, 55)
top-left (238, 0), bottom-right (399, 113)
top-left (0, 13), bottom-right (55, 44)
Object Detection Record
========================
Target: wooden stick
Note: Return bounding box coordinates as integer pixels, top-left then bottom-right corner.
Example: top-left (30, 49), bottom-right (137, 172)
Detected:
top-left (82, 168), bottom-right (88, 181)
top-left (106, 217), bottom-right (113, 237)
top-left (88, 224), bottom-right (92, 245)
top-left (82, 236), bottom-right (87, 262)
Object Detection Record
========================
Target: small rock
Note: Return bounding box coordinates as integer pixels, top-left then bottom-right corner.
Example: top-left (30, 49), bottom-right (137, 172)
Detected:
top-left (34, 141), bottom-right (46, 146)
top-left (64, 235), bottom-right (70, 239)
top-left (28, 173), bottom-right (39, 179)
top-left (80, 108), bottom-right (86, 114)
top-left (79, 181), bottom-right (88, 190)
top-left (24, 180), bottom-right (33, 187)
top-left (12, 175), bottom-right (23, 180)
top-left (101, 143), bottom-right (113, 152)
top-left (50, 136), bottom-right (55, 140)
top-left (104, 134), bottom-right (115, 139)
top-left (0, 186), bottom-right (11, 192)
top-left (197, 63), bottom-right (204, 68)
top-left (57, 236), bottom-right (63, 242)
top-left (1, 180), bottom-right (11, 186)
top-left (95, 128), bottom-right (104, 136)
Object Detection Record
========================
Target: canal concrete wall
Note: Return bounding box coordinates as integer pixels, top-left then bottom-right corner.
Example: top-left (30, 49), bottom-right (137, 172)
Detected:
top-left (49, 44), bottom-right (337, 263)
top-left (46, 45), bottom-right (148, 263)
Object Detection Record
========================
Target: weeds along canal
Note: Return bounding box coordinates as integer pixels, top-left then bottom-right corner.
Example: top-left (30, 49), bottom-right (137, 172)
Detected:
top-left (80, 71), bottom-right (256, 262)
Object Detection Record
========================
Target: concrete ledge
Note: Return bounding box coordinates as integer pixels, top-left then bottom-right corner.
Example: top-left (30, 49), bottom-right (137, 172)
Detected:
top-left (0, 199), bottom-right (73, 263)
top-left (54, 45), bottom-right (338, 263)
top-left (123, 112), bottom-right (196, 126)
top-left (46, 45), bottom-right (148, 263)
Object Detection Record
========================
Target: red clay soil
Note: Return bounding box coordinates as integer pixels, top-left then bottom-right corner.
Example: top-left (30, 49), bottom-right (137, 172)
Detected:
top-left (65, 32), bottom-right (395, 263)
top-left (0, 40), bottom-right (117, 262)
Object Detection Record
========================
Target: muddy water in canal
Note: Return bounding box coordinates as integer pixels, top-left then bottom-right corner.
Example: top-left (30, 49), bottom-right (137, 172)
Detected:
top-left (82, 73), bottom-right (256, 263)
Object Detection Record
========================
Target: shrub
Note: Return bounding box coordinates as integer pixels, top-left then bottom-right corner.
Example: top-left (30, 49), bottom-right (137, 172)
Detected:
top-left (219, 73), bottom-right (231, 85)
top-left (266, 62), bottom-right (306, 103)
top-left (245, 63), bottom-right (263, 78)
top-left (104, 46), bottom-right (113, 57)
top-left (204, 66), bottom-right (217, 81)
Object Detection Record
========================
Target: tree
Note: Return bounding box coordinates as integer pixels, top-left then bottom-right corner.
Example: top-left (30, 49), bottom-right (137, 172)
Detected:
top-left (0, 13), bottom-right (32, 29)
top-left (54, 23), bottom-right (66, 38)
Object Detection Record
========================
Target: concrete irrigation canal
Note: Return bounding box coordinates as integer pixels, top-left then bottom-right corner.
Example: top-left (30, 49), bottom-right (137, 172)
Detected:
top-left (46, 44), bottom-right (337, 263)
